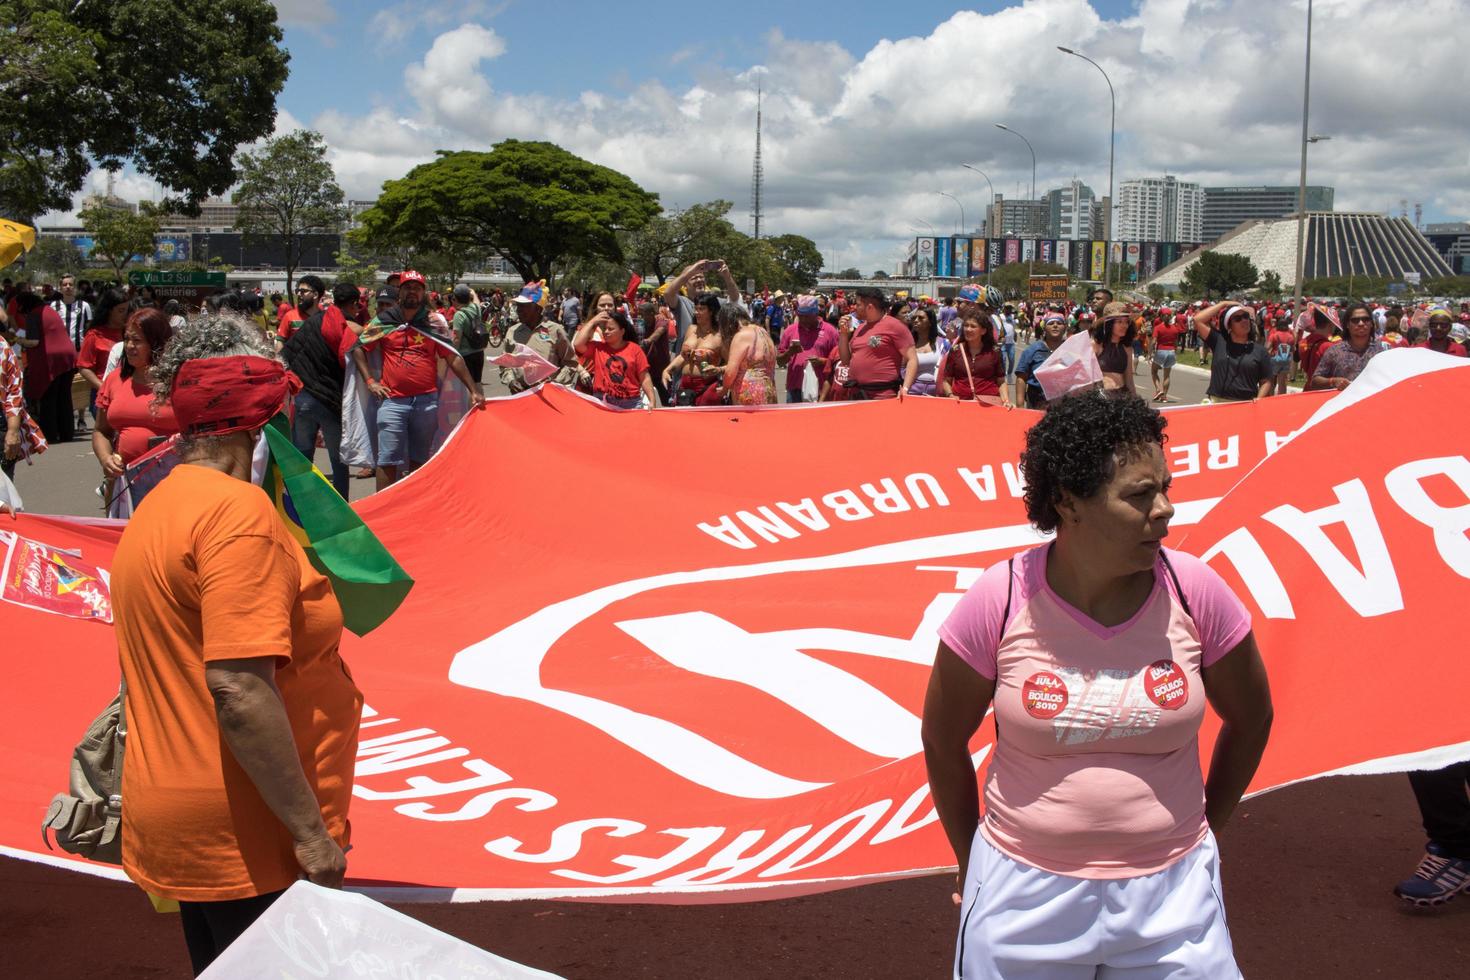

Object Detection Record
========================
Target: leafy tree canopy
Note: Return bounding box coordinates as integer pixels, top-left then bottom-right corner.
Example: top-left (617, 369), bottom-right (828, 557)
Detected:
top-left (1181, 251), bottom-right (1259, 299)
top-left (79, 201), bottom-right (159, 280)
top-left (357, 141), bottom-right (661, 286)
top-left (0, 0), bottom-right (289, 221)
top-left (232, 130), bottom-right (346, 293)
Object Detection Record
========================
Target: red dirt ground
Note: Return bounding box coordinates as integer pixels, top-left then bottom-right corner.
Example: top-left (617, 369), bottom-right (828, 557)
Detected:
top-left (2, 773), bottom-right (1466, 978)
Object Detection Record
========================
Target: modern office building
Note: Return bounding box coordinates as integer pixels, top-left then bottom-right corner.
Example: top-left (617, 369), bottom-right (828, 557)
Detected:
top-left (1044, 180), bottom-right (1102, 241)
top-left (1423, 222), bottom-right (1470, 275)
top-left (1116, 176), bottom-right (1204, 243)
top-left (988, 195), bottom-right (1050, 238)
top-left (1202, 185), bottom-right (1334, 241)
top-left (1147, 212), bottom-right (1453, 290)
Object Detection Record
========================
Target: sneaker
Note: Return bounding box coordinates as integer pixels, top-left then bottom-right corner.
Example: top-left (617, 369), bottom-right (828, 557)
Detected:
top-left (1394, 842), bottom-right (1470, 908)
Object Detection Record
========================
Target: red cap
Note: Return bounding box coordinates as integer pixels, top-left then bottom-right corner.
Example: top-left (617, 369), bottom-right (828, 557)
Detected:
top-left (399, 270), bottom-right (426, 287)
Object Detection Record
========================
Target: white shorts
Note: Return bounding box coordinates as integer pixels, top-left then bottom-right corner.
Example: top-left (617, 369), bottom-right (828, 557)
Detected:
top-left (954, 829), bottom-right (1241, 980)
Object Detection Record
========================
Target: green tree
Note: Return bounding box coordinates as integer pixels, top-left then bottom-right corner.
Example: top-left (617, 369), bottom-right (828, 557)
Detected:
top-left (990, 261), bottom-right (1068, 299)
top-left (79, 201), bottom-right (159, 280)
top-left (0, 1), bottom-right (288, 222)
top-left (26, 235), bottom-right (83, 280)
top-left (837, 267), bottom-right (862, 279)
top-left (1257, 269), bottom-right (1284, 300)
top-left (764, 234), bottom-right (823, 292)
top-left (872, 270), bottom-right (890, 280)
top-left (357, 141), bottom-right (660, 287)
top-left (333, 248), bottom-right (380, 289)
top-left (232, 130), bottom-right (346, 294)
top-left (1146, 283), bottom-right (1167, 304)
top-left (622, 201), bottom-right (740, 283)
top-left (1180, 251), bottom-right (1258, 299)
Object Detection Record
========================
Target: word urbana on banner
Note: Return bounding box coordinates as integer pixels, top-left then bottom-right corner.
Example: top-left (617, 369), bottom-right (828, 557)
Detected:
top-left (351, 705), bottom-right (972, 894)
top-left (695, 430), bottom-right (1280, 552)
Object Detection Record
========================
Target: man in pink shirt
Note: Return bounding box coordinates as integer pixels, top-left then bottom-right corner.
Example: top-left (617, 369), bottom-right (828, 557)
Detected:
top-left (837, 286), bottom-right (917, 400)
top-left (776, 295), bottom-right (839, 403)
top-left (923, 391), bottom-right (1272, 979)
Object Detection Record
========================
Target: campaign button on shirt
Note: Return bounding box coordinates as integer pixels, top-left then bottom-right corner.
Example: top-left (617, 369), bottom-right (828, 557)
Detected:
top-left (1022, 671), bottom-right (1069, 719)
top-left (1144, 660), bottom-right (1190, 710)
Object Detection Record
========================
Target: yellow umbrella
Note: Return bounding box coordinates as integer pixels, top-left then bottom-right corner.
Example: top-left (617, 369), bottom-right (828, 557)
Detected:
top-left (0, 219), bottom-right (37, 269)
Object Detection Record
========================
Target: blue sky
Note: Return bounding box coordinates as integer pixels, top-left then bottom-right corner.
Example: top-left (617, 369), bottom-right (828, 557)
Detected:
top-left (278, 1), bottom-right (1139, 115)
top-left (64, 1), bottom-right (1469, 275)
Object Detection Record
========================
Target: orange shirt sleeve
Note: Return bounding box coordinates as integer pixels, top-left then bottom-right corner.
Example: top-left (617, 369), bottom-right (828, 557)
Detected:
top-left (197, 518), bottom-right (300, 665)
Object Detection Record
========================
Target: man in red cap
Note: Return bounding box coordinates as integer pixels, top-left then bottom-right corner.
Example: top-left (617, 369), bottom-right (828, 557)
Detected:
top-left (350, 271), bottom-right (483, 490)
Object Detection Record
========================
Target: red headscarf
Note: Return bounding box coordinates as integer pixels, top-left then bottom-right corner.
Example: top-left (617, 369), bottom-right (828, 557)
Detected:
top-left (170, 356), bottom-right (296, 437)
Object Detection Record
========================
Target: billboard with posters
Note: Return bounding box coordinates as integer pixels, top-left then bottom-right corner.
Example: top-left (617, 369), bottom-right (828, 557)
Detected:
top-left (1090, 241), bottom-right (1106, 280)
top-left (914, 238), bottom-right (935, 278)
top-left (1070, 243), bottom-right (1087, 279)
top-left (952, 238), bottom-right (970, 279)
top-left (153, 236), bottom-right (190, 264)
top-left (1162, 242), bottom-right (1179, 268)
top-left (1019, 240), bottom-right (1034, 262)
top-left (1004, 239), bottom-right (1020, 264)
top-left (970, 239), bottom-right (986, 274)
top-left (1110, 241), bottom-right (1125, 269)
top-left (1055, 240), bottom-right (1070, 271)
top-left (1144, 243), bottom-right (1160, 278)
top-left (988, 239), bottom-right (1003, 270)
top-left (1126, 242), bottom-right (1142, 281)
top-left (935, 237), bottom-right (953, 277)
top-left (1040, 240), bottom-right (1054, 264)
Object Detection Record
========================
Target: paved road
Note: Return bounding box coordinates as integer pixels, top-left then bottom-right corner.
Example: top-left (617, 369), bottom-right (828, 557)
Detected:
top-left (8, 356), bottom-right (1222, 520)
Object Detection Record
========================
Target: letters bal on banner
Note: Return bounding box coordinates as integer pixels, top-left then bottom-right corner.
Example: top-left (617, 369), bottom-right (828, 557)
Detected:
top-left (2, 351), bottom-right (1468, 902)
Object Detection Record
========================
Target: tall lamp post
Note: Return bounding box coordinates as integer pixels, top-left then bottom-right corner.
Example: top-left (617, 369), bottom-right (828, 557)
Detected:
top-left (1057, 46), bottom-right (1114, 289)
top-left (996, 123), bottom-right (1038, 290)
top-left (1290, 0), bottom-right (1317, 326)
top-left (962, 164), bottom-right (996, 286)
top-left (937, 191), bottom-right (964, 237)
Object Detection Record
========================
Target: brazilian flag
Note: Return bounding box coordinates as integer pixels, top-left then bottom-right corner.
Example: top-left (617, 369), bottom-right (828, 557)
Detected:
top-left (261, 419), bottom-right (413, 635)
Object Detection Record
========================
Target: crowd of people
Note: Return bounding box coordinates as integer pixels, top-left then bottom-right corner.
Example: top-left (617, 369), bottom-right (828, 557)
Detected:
top-left (4, 265), bottom-right (1470, 513)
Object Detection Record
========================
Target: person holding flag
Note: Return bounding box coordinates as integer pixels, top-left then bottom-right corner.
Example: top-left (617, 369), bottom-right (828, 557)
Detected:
top-left (350, 270), bottom-right (484, 491)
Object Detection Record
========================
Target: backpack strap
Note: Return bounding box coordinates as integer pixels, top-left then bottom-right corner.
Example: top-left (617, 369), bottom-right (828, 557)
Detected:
top-left (998, 557), bottom-right (1015, 646)
top-left (1159, 550), bottom-right (1192, 620)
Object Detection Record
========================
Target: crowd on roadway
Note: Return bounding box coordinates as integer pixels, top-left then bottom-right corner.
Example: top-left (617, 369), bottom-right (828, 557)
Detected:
top-left (4, 263), bottom-right (1469, 512)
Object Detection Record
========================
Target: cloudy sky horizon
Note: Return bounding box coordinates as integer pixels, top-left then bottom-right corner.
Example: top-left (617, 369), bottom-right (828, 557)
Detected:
top-left (49, 0), bottom-right (1470, 276)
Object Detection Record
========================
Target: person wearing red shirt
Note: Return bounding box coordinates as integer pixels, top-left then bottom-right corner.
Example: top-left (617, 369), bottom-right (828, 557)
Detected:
top-left (78, 288), bottom-right (128, 408)
top-left (16, 291), bottom-right (79, 443)
top-left (1149, 313), bottom-right (1185, 402)
top-left (280, 277), bottom-right (359, 498)
top-left (939, 315), bottom-right (1012, 407)
top-left (93, 309), bottom-right (177, 511)
top-left (573, 309), bottom-right (658, 409)
top-left (1296, 304), bottom-right (1338, 383)
top-left (352, 271), bottom-right (483, 490)
top-left (1414, 308), bottom-right (1467, 357)
top-left (1264, 317), bottom-right (1297, 396)
top-left (837, 286), bottom-right (917, 400)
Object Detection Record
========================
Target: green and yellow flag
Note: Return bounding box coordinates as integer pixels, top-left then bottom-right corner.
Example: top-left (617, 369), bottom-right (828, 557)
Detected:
top-left (261, 421), bottom-right (413, 635)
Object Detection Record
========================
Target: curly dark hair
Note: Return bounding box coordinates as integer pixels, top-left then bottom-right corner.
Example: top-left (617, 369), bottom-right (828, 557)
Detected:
top-left (1021, 391), bottom-right (1168, 533)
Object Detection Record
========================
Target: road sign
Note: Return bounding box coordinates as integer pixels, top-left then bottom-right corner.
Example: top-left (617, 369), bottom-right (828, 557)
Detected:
top-left (1028, 274), bottom-right (1069, 304)
top-left (126, 270), bottom-right (227, 287)
top-left (126, 269), bottom-right (227, 307)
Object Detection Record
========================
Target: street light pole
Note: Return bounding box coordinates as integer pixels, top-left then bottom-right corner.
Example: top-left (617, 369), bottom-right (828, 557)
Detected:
top-left (1058, 46), bottom-right (1114, 288)
top-left (962, 164), bottom-right (996, 287)
top-left (1290, 0), bottom-right (1315, 326)
top-left (937, 192), bottom-right (964, 237)
top-left (996, 123), bottom-right (1038, 293)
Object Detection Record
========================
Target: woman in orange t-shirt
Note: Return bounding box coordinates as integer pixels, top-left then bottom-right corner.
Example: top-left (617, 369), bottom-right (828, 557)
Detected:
top-left (110, 313), bottom-right (362, 977)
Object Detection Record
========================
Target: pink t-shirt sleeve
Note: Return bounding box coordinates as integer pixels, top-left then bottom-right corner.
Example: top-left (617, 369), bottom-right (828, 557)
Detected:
top-left (937, 559), bottom-right (1017, 680)
top-left (1165, 550), bottom-right (1252, 666)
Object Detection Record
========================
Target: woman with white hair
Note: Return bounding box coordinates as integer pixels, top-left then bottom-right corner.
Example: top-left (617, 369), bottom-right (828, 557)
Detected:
top-left (1191, 302), bottom-right (1274, 401)
top-left (110, 312), bottom-right (363, 975)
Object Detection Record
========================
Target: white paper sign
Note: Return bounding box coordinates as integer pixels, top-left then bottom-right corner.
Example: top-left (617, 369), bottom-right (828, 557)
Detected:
top-left (200, 881), bottom-right (564, 980)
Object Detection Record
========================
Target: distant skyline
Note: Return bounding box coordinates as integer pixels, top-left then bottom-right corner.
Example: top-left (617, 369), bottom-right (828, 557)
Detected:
top-left (49, 0), bottom-right (1470, 276)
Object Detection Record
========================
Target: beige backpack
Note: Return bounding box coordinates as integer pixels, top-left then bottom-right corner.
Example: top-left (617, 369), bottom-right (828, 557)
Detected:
top-left (41, 685), bottom-right (125, 865)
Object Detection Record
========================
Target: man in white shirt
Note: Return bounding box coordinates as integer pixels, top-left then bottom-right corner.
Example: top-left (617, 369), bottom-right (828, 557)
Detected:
top-left (48, 274), bottom-right (91, 430)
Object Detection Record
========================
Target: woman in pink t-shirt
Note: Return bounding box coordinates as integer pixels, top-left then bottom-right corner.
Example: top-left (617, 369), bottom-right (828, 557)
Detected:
top-left (923, 391), bottom-right (1272, 979)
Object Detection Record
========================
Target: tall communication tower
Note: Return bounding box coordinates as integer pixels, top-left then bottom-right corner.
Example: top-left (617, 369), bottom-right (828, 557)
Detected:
top-left (749, 82), bottom-right (765, 240)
